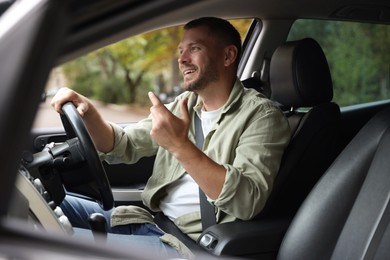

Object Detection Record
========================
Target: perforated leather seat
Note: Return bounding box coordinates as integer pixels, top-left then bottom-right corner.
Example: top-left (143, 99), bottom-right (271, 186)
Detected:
top-left (278, 106), bottom-right (390, 260)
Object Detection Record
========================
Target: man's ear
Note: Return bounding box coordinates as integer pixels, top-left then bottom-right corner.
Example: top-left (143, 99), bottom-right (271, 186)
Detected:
top-left (223, 45), bottom-right (238, 67)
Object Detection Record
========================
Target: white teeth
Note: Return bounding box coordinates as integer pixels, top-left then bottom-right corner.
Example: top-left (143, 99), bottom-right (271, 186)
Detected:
top-left (184, 69), bottom-right (195, 75)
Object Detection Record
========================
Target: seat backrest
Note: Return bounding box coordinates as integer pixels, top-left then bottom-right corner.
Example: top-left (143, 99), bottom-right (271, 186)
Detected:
top-left (259, 38), bottom-right (342, 218)
top-left (278, 106), bottom-right (390, 260)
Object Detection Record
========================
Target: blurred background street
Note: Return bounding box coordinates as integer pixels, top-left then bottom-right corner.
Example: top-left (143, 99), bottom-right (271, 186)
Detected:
top-left (33, 98), bottom-right (150, 128)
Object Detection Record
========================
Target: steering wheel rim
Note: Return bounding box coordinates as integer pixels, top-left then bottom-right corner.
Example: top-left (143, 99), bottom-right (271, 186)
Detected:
top-left (61, 102), bottom-right (114, 210)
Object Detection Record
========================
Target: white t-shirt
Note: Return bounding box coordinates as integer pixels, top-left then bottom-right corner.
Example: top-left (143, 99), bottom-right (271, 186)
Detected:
top-left (200, 107), bottom-right (223, 137)
top-left (159, 108), bottom-right (222, 220)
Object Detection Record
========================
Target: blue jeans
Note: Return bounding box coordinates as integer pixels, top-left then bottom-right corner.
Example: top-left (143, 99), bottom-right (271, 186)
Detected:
top-left (60, 195), bottom-right (182, 258)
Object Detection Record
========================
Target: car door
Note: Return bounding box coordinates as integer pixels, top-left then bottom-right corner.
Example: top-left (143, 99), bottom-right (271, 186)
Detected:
top-left (0, 0), bottom-right (69, 213)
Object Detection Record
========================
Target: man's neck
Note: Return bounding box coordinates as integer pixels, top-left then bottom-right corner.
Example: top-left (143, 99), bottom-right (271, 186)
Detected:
top-left (198, 78), bottom-right (235, 111)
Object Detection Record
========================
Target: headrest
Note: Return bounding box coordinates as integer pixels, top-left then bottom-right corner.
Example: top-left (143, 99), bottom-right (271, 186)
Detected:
top-left (270, 38), bottom-right (333, 108)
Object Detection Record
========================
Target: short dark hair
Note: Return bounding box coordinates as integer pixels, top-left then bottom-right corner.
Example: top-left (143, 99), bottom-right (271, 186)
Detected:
top-left (184, 17), bottom-right (242, 66)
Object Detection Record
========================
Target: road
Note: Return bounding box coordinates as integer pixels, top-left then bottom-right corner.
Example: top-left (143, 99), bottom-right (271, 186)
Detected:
top-left (33, 98), bottom-right (150, 128)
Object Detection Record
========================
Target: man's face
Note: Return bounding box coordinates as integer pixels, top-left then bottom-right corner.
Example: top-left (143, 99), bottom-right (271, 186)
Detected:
top-left (177, 26), bottom-right (222, 92)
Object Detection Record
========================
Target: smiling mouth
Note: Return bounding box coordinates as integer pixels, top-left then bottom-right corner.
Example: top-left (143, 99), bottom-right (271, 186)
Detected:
top-left (184, 69), bottom-right (196, 75)
top-left (182, 66), bottom-right (197, 76)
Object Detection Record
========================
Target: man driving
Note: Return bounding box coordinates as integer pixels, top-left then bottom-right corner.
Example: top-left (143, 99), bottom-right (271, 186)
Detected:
top-left (51, 17), bottom-right (290, 258)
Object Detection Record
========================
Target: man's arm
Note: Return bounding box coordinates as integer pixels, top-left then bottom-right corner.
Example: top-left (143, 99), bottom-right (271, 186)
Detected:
top-left (51, 87), bottom-right (114, 153)
top-left (148, 91), bottom-right (226, 200)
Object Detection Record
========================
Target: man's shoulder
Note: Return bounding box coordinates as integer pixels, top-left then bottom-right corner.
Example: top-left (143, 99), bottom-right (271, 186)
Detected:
top-left (241, 87), bottom-right (280, 112)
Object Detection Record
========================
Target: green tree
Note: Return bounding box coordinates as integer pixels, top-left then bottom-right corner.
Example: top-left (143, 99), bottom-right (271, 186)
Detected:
top-left (230, 19), bottom-right (253, 40)
top-left (63, 27), bottom-right (184, 104)
top-left (62, 19), bottom-right (253, 105)
top-left (288, 20), bottom-right (390, 106)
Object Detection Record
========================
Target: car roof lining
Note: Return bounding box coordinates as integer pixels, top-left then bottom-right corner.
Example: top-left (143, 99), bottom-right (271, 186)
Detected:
top-left (56, 0), bottom-right (390, 64)
top-left (331, 5), bottom-right (390, 23)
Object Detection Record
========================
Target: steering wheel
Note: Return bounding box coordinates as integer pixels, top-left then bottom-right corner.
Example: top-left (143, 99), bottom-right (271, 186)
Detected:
top-left (61, 102), bottom-right (114, 210)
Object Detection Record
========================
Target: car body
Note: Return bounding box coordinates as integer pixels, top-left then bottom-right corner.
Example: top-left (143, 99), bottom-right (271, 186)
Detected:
top-left (0, 0), bottom-right (389, 259)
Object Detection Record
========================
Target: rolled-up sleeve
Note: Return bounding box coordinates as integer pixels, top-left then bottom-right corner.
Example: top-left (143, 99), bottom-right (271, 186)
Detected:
top-left (99, 118), bottom-right (158, 164)
top-left (212, 105), bottom-right (291, 220)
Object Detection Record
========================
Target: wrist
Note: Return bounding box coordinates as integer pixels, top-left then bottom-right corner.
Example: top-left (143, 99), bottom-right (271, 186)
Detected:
top-left (172, 139), bottom-right (202, 162)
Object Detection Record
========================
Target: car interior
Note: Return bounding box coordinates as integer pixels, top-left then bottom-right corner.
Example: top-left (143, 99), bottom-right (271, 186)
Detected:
top-left (0, 0), bottom-right (389, 259)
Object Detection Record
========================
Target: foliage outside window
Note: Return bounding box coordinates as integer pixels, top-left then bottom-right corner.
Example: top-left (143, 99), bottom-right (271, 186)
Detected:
top-left (288, 20), bottom-right (390, 107)
top-left (59, 19), bottom-right (253, 106)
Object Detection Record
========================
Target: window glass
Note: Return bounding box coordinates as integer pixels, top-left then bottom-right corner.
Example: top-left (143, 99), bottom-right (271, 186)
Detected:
top-left (34, 19), bottom-right (253, 128)
top-left (288, 20), bottom-right (390, 107)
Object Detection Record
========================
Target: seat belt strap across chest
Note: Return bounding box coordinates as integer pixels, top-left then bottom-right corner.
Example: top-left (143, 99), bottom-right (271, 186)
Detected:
top-left (194, 113), bottom-right (217, 230)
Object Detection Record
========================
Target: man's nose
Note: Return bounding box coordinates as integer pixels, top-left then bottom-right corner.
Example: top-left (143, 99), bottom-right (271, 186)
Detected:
top-left (178, 50), bottom-right (190, 64)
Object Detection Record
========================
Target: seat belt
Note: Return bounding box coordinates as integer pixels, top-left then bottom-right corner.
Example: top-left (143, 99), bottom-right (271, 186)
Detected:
top-left (153, 113), bottom-right (216, 249)
top-left (194, 113), bottom-right (217, 230)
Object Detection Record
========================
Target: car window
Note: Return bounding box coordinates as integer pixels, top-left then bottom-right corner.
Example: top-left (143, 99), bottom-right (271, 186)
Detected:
top-left (288, 19), bottom-right (390, 108)
top-left (34, 19), bottom-right (253, 128)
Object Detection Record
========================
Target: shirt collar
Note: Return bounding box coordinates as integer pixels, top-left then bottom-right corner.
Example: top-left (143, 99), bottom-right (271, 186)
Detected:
top-left (193, 78), bottom-right (244, 115)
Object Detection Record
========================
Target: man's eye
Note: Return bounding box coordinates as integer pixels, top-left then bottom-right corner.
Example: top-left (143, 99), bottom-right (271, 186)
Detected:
top-left (190, 46), bottom-right (200, 52)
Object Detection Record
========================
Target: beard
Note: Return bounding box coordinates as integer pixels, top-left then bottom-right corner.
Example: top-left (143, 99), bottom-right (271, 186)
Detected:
top-left (183, 63), bottom-right (219, 92)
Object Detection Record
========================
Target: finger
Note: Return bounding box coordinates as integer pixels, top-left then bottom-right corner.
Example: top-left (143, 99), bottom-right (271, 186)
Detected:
top-left (180, 98), bottom-right (190, 124)
top-left (148, 91), bottom-right (162, 106)
top-left (76, 103), bottom-right (87, 117)
top-left (50, 97), bottom-right (65, 114)
top-left (50, 87), bottom-right (72, 113)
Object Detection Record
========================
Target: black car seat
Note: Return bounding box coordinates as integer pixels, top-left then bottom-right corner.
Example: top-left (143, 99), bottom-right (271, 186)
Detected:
top-left (278, 106), bottom-right (390, 260)
top-left (241, 37), bottom-right (341, 218)
top-left (258, 37), bottom-right (342, 218)
top-left (196, 38), bottom-right (342, 257)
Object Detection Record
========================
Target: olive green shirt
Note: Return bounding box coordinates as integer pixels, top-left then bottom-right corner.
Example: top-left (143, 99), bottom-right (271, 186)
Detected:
top-left (100, 79), bottom-right (290, 256)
